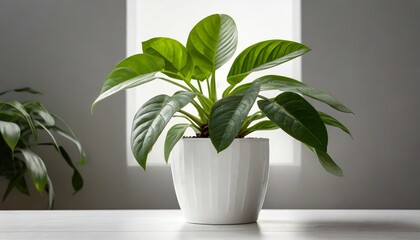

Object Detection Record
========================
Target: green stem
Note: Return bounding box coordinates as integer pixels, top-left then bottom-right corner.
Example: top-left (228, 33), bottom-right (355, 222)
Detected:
top-left (179, 110), bottom-right (203, 126)
top-left (191, 100), bottom-right (209, 121)
top-left (210, 71), bottom-right (217, 102)
top-left (197, 81), bottom-right (203, 94)
top-left (257, 95), bottom-right (269, 101)
top-left (222, 84), bottom-right (235, 97)
top-left (239, 111), bottom-right (265, 135)
top-left (174, 115), bottom-right (200, 132)
top-left (206, 77), bottom-right (211, 98)
top-left (158, 77), bottom-right (191, 92)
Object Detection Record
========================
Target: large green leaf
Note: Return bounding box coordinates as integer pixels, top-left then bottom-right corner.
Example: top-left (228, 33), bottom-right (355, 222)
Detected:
top-left (318, 111), bottom-right (352, 137)
top-left (92, 54), bottom-right (165, 109)
top-left (209, 81), bottom-right (260, 152)
top-left (0, 120), bottom-right (20, 151)
top-left (131, 91), bottom-right (195, 169)
top-left (18, 149), bottom-right (48, 192)
top-left (187, 14), bottom-right (237, 72)
top-left (164, 123), bottom-right (190, 162)
top-left (142, 37), bottom-right (193, 81)
top-left (230, 75), bottom-right (352, 113)
top-left (258, 92), bottom-right (328, 151)
top-left (227, 40), bottom-right (310, 85)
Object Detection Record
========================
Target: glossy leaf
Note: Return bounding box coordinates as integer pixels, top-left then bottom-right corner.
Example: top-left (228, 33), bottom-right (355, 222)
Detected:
top-left (24, 102), bottom-right (55, 126)
top-left (35, 121), bottom-right (60, 152)
top-left (18, 149), bottom-right (48, 192)
top-left (53, 127), bottom-right (87, 165)
top-left (209, 81), bottom-right (260, 152)
top-left (92, 54), bottom-right (165, 109)
top-left (187, 14), bottom-right (237, 72)
top-left (58, 146), bottom-right (84, 192)
top-left (142, 37), bottom-right (193, 81)
top-left (316, 150), bottom-right (343, 176)
top-left (228, 40), bottom-right (310, 85)
top-left (164, 124), bottom-right (190, 162)
top-left (191, 66), bottom-right (211, 81)
top-left (318, 111), bottom-right (352, 137)
top-left (4, 101), bottom-right (37, 142)
top-left (0, 120), bottom-right (20, 151)
top-left (244, 120), bottom-right (279, 135)
top-left (258, 92), bottom-right (328, 151)
top-left (305, 144), bottom-right (343, 176)
top-left (131, 91), bottom-right (195, 169)
top-left (230, 75), bottom-right (352, 113)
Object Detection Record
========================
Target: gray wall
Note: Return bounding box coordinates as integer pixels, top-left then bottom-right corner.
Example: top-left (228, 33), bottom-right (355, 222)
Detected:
top-left (1, 0), bottom-right (419, 209)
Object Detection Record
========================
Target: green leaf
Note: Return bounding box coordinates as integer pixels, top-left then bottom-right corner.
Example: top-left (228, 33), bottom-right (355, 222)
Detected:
top-left (24, 102), bottom-right (55, 126)
top-left (231, 75), bottom-right (352, 113)
top-left (53, 127), bottom-right (87, 165)
top-left (131, 91), bottom-right (195, 169)
top-left (35, 120), bottom-right (61, 152)
top-left (258, 92), bottom-right (328, 151)
top-left (3, 101), bottom-right (37, 142)
top-left (187, 14), bottom-right (237, 72)
top-left (92, 54), bottom-right (165, 109)
top-left (248, 120), bottom-right (279, 132)
top-left (239, 120), bottom-right (279, 138)
top-left (0, 120), bottom-right (20, 151)
top-left (2, 167), bottom-right (28, 202)
top-left (316, 150), bottom-right (343, 176)
top-left (191, 66), bottom-right (211, 81)
top-left (318, 111), bottom-right (352, 137)
top-left (0, 87), bottom-right (42, 96)
top-left (209, 81), bottom-right (260, 152)
top-left (17, 149), bottom-right (48, 192)
top-left (164, 124), bottom-right (190, 162)
top-left (46, 176), bottom-right (54, 209)
top-left (58, 146), bottom-right (83, 192)
top-left (305, 144), bottom-right (343, 176)
top-left (142, 37), bottom-right (193, 81)
top-left (227, 40), bottom-right (310, 85)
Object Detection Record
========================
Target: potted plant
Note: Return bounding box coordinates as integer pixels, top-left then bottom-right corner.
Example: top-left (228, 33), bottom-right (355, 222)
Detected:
top-left (0, 88), bottom-right (85, 209)
top-left (92, 14), bottom-right (352, 224)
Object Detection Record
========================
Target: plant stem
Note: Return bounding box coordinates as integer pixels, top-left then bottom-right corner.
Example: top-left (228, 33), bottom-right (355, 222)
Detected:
top-left (206, 77), bottom-right (211, 98)
top-left (158, 77), bottom-right (192, 92)
top-left (257, 95), bottom-right (269, 101)
top-left (210, 71), bottom-right (217, 102)
top-left (179, 110), bottom-right (203, 126)
top-left (174, 115), bottom-right (201, 132)
top-left (197, 80), bottom-right (203, 94)
top-left (191, 100), bottom-right (209, 121)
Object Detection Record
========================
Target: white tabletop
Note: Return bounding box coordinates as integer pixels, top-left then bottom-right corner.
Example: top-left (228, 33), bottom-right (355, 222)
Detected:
top-left (1, 210), bottom-right (420, 239)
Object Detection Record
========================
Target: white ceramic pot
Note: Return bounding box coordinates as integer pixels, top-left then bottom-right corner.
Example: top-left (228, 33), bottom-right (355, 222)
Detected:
top-left (170, 138), bottom-right (269, 224)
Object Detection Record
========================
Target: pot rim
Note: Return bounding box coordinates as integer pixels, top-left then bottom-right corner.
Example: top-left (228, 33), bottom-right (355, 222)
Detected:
top-left (181, 137), bottom-right (269, 141)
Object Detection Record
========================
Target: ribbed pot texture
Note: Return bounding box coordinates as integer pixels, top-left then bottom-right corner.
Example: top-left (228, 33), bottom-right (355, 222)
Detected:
top-left (170, 138), bottom-right (270, 224)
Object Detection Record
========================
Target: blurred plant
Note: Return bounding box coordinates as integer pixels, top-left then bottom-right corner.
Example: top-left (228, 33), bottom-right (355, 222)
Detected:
top-left (0, 87), bottom-right (85, 209)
